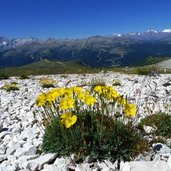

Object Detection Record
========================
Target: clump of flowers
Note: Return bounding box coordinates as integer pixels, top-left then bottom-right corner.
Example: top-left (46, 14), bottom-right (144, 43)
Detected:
top-left (34, 84), bottom-right (147, 165)
top-left (0, 82), bottom-right (19, 92)
top-left (39, 78), bottom-right (56, 88)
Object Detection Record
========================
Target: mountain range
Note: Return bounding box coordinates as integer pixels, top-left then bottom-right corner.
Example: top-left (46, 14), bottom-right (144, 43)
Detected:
top-left (1, 29), bottom-right (171, 68)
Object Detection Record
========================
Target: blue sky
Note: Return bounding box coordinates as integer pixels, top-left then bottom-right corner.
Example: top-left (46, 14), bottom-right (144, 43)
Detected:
top-left (0, 0), bottom-right (171, 39)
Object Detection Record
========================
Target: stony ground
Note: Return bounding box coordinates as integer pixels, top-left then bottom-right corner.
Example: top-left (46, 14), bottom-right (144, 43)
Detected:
top-left (0, 72), bottom-right (171, 171)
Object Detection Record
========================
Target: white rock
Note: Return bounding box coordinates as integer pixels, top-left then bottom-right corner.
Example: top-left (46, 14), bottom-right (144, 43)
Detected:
top-left (167, 154), bottom-right (171, 169)
top-left (3, 134), bottom-right (11, 143)
top-left (6, 143), bottom-right (22, 155)
top-left (0, 131), bottom-right (10, 139)
top-left (17, 155), bottom-right (39, 169)
top-left (101, 168), bottom-right (110, 171)
top-left (22, 160), bottom-right (38, 171)
top-left (7, 155), bottom-right (17, 165)
top-left (104, 160), bottom-right (116, 169)
top-left (75, 164), bottom-right (90, 171)
top-left (57, 81), bottom-right (65, 87)
top-left (153, 154), bottom-right (161, 162)
top-left (0, 165), bottom-right (16, 171)
top-left (129, 161), bottom-right (170, 171)
top-left (0, 154), bottom-right (7, 162)
top-left (143, 126), bottom-right (154, 134)
top-left (23, 153), bottom-right (57, 170)
top-left (97, 161), bottom-right (113, 170)
top-left (42, 164), bottom-right (68, 171)
top-left (121, 162), bottom-right (131, 171)
top-left (97, 161), bottom-right (106, 168)
top-left (14, 145), bottom-right (37, 158)
top-left (0, 121), bottom-right (3, 128)
top-left (0, 145), bottom-right (6, 155)
top-left (53, 158), bottom-right (69, 170)
top-left (33, 139), bottom-right (42, 147)
top-left (153, 143), bottom-right (171, 156)
top-left (12, 123), bottom-right (22, 133)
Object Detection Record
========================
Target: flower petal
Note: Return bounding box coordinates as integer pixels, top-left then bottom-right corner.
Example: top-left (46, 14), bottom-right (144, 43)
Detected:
top-left (65, 119), bottom-right (72, 128)
top-left (70, 115), bottom-right (77, 125)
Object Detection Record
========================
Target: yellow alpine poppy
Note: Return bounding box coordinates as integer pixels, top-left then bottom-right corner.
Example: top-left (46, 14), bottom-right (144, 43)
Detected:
top-left (84, 95), bottom-right (96, 106)
top-left (59, 96), bottom-right (75, 110)
top-left (124, 103), bottom-right (136, 117)
top-left (94, 86), bottom-right (102, 94)
top-left (36, 93), bottom-right (46, 107)
top-left (60, 112), bottom-right (77, 128)
top-left (116, 96), bottom-right (127, 106)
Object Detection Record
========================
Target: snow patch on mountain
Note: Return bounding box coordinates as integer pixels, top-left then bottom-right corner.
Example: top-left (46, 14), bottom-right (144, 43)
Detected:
top-left (147, 29), bottom-right (158, 33)
top-left (162, 29), bottom-right (171, 33)
top-left (111, 33), bottom-right (122, 37)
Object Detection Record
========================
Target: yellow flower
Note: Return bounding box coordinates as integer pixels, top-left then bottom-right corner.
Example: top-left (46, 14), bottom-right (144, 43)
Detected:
top-left (116, 96), bottom-right (126, 106)
top-left (60, 112), bottom-right (77, 128)
top-left (111, 89), bottom-right (119, 98)
top-left (49, 88), bottom-right (61, 99)
top-left (73, 86), bottom-right (82, 93)
top-left (64, 88), bottom-right (73, 97)
top-left (94, 86), bottom-right (102, 94)
top-left (58, 87), bottom-right (66, 96)
top-left (84, 95), bottom-right (96, 106)
top-left (59, 96), bottom-right (75, 110)
top-left (101, 85), bottom-right (119, 100)
top-left (85, 90), bottom-right (91, 95)
top-left (46, 92), bottom-right (56, 105)
top-left (124, 103), bottom-right (136, 117)
top-left (76, 92), bottom-right (85, 101)
top-left (36, 93), bottom-right (46, 107)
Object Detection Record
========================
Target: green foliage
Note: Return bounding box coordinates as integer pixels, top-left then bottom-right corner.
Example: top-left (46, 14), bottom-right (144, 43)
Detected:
top-left (0, 73), bottom-right (9, 80)
top-left (140, 113), bottom-right (171, 138)
top-left (1, 83), bottom-right (19, 92)
top-left (42, 112), bottom-right (147, 162)
top-left (1, 60), bottom-right (171, 76)
top-left (6, 86), bottom-right (19, 92)
top-left (11, 82), bottom-right (18, 85)
top-left (0, 60), bottom-right (95, 76)
top-left (19, 74), bottom-right (29, 79)
top-left (136, 65), bottom-right (161, 76)
top-left (42, 84), bottom-right (55, 88)
top-left (135, 67), bottom-right (150, 75)
top-left (39, 78), bottom-right (56, 88)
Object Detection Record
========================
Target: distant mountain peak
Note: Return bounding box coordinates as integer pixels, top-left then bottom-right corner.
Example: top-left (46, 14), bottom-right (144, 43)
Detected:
top-left (1, 29), bottom-right (171, 68)
top-left (111, 33), bottom-right (122, 37)
top-left (111, 29), bottom-right (171, 38)
top-left (147, 29), bottom-right (158, 33)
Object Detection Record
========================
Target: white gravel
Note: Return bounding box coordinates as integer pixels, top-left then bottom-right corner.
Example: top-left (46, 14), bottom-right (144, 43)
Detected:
top-left (0, 72), bottom-right (171, 171)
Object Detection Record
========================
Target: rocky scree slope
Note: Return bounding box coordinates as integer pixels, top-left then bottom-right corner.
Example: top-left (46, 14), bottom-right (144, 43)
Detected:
top-left (0, 73), bottom-right (171, 170)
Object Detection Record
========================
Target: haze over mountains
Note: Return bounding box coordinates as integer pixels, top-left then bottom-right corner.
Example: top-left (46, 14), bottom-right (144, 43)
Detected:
top-left (1, 29), bottom-right (171, 68)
